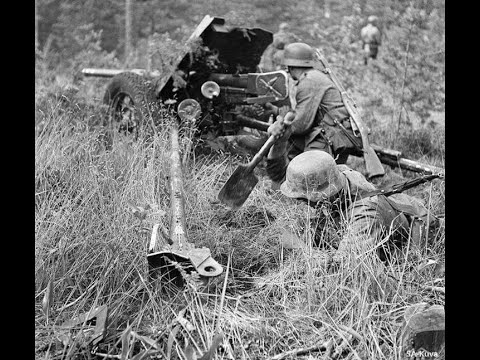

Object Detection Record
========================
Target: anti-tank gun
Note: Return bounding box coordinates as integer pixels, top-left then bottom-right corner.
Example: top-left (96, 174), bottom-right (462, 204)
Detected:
top-left (82, 15), bottom-right (289, 138)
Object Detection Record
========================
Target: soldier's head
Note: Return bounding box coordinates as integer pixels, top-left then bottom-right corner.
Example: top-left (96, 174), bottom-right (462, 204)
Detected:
top-left (279, 22), bottom-right (289, 32)
top-left (368, 15), bottom-right (378, 25)
top-left (280, 150), bottom-right (347, 205)
top-left (282, 42), bottom-right (315, 80)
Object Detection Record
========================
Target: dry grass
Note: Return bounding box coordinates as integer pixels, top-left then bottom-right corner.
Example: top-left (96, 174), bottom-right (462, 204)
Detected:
top-left (35, 84), bottom-right (445, 360)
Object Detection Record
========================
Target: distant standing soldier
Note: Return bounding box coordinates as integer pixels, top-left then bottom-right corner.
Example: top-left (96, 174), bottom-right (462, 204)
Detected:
top-left (360, 15), bottom-right (382, 65)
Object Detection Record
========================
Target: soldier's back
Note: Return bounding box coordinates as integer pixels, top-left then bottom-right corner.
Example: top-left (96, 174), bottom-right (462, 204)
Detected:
top-left (361, 24), bottom-right (381, 44)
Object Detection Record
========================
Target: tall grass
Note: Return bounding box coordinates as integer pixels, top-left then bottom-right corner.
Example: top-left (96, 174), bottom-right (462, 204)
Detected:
top-left (35, 85), bottom-right (444, 359)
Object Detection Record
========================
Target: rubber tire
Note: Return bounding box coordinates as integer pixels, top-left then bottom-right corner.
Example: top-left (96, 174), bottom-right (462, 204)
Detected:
top-left (103, 72), bottom-right (157, 132)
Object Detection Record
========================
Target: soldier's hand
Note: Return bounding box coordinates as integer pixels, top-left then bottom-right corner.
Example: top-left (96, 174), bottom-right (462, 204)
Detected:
top-left (283, 111), bottom-right (296, 126)
top-left (268, 113), bottom-right (294, 138)
top-left (267, 117), bottom-right (285, 137)
top-left (265, 102), bottom-right (279, 116)
top-left (251, 103), bottom-right (265, 117)
top-left (268, 111), bottom-right (296, 137)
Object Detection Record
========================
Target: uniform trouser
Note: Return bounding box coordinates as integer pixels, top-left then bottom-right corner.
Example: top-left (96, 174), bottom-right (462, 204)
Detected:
top-left (363, 43), bottom-right (379, 62)
top-left (369, 45), bottom-right (379, 59)
top-left (288, 136), bottom-right (350, 164)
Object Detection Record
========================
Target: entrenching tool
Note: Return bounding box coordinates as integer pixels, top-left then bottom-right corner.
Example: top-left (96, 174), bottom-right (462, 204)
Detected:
top-left (218, 112), bottom-right (295, 209)
top-left (314, 49), bottom-right (385, 179)
top-left (147, 99), bottom-right (223, 287)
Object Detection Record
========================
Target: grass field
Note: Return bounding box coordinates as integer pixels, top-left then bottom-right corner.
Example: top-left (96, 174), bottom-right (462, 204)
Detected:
top-left (35, 67), bottom-right (445, 359)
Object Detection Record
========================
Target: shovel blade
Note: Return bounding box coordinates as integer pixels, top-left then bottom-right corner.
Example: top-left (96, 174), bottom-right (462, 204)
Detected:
top-left (218, 165), bottom-right (259, 209)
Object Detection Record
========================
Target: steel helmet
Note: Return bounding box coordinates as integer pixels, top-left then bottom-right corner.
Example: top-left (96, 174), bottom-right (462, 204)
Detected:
top-left (282, 42), bottom-right (315, 68)
top-left (279, 22), bottom-right (289, 31)
top-left (368, 15), bottom-right (378, 24)
top-left (280, 150), bottom-right (347, 202)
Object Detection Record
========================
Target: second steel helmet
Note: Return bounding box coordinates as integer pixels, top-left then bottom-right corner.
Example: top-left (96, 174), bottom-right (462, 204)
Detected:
top-left (368, 15), bottom-right (378, 24)
top-left (280, 150), bottom-right (347, 202)
top-left (282, 42), bottom-right (315, 67)
top-left (279, 22), bottom-right (289, 31)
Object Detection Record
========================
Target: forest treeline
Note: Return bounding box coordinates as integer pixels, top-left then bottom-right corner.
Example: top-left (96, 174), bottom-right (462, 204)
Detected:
top-left (35, 0), bottom-right (444, 125)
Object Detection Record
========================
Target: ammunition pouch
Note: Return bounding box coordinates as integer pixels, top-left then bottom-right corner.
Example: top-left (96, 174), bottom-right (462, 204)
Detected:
top-left (311, 106), bottom-right (360, 155)
top-left (308, 117), bottom-right (359, 157)
top-left (327, 123), bottom-right (357, 154)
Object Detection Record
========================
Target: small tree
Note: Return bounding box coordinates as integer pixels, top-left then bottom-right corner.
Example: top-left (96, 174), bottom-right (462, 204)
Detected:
top-left (376, 3), bottom-right (444, 130)
top-left (125, 0), bottom-right (132, 63)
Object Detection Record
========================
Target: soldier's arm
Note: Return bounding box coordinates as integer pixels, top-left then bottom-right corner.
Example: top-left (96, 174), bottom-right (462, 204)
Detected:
top-left (266, 135), bottom-right (290, 182)
top-left (333, 201), bottom-right (384, 262)
top-left (266, 154), bottom-right (289, 182)
top-left (266, 115), bottom-right (294, 182)
top-left (360, 27), bottom-right (367, 42)
top-left (374, 28), bottom-right (382, 45)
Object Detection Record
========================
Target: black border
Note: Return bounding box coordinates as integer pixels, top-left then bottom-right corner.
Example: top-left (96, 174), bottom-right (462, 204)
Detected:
top-left (25, 1), bottom-right (467, 359)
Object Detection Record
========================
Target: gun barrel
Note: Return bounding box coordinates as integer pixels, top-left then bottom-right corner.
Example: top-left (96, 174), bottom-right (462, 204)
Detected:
top-left (81, 68), bottom-right (160, 78)
top-left (209, 73), bottom-right (249, 88)
top-left (81, 68), bottom-right (127, 78)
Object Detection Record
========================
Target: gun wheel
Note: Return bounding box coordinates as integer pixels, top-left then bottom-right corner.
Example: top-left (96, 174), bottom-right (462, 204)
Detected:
top-left (103, 72), bottom-right (156, 135)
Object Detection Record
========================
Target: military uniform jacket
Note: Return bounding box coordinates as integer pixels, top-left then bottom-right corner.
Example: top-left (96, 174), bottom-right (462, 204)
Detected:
top-left (290, 69), bottom-right (357, 155)
top-left (332, 166), bottom-right (429, 261)
top-left (360, 24), bottom-right (381, 46)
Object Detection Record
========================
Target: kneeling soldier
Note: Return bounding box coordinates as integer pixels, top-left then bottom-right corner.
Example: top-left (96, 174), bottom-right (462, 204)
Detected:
top-left (266, 42), bottom-right (360, 165)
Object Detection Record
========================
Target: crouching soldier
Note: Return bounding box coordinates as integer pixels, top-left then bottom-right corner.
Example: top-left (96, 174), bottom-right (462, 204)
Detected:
top-left (267, 147), bottom-right (434, 264)
top-left (266, 42), bottom-right (361, 167)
